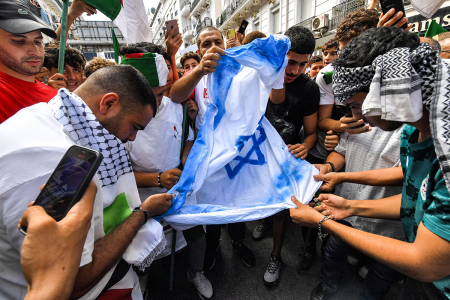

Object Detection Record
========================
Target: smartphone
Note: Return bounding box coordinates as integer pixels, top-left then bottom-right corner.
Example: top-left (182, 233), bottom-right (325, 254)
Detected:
top-left (238, 19), bottom-right (248, 34)
top-left (380, 0), bottom-right (408, 29)
top-left (165, 19), bottom-right (179, 36)
top-left (227, 29), bottom-right (236, 39)
top-left (19, 145), bottom-right (103, 234)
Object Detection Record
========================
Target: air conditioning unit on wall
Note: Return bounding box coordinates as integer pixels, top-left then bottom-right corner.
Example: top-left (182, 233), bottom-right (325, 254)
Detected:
top-left (312, 14), bottom-right (329, 32)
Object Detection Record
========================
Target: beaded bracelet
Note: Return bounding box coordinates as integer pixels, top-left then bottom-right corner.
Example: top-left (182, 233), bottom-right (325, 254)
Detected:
top-left (157, 172), bottom-right (163, 188)
top-left (318, 215), bottom-right (331, 240)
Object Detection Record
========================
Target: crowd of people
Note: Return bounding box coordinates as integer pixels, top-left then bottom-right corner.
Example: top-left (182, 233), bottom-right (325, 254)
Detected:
top-left (1, 0), bottom-right (450, 299)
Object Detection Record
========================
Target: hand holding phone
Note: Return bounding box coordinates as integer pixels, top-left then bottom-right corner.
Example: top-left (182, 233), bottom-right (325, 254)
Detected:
top-left (19, 145), bottom-right (102, 234)
top-left (238, 19), bottom-right (248, 34)
top-left (227, 29), bottom-right (236, 39)
top-left (165, 19), bottom-right (179, 37)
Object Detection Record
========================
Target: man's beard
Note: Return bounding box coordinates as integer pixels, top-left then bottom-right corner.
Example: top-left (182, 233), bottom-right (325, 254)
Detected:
top-left (101, 110), bottom-right (127, 143)
top-left (0, 45), bottom-right (43, 76)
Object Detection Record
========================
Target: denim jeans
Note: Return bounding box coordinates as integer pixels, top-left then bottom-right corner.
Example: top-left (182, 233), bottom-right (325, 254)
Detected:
top-left (321, 223), bottom-right (404, 300)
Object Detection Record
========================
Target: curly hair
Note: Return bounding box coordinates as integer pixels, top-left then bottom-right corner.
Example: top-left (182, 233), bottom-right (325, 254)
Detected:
top-left (242, 31), bottom-right (267, 45)
top-left (119, 42), bottom-right (169, 61)
top-left (309, 55), bottom-right (323, 65)
top-left (335, 8), bottom-right (379, 43)
top-left (180, 51), bottom-right (200, 69)
top-left (43, 46), bottom-right (87, 71)
top-left (284, 26), bottom-right (315, 55)
top-left (333, 27), bottom-right (420, 68)
top-left (323, 38), bottom-right (339, 51)
top-left (84, 57), bottom-right (116, 78)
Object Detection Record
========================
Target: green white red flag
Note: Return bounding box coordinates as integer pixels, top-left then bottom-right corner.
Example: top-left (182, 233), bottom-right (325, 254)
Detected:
top-left (82, 0), bottom-right (152, 44)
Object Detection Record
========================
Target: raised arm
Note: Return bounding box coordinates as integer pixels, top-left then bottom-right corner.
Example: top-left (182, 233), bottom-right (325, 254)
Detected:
top-left (170, 46), bottom-right (224, 103)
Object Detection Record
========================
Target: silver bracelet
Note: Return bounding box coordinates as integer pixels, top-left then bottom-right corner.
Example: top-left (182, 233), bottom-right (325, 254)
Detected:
top-left (302, 143), bottom-right (309, 151)
top-left (318, 215), bottom-right (331, 240)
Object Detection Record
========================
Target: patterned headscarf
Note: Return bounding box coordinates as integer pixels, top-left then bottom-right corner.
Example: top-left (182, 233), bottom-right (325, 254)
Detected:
top-left (332, 43), bottom-right (450, 192)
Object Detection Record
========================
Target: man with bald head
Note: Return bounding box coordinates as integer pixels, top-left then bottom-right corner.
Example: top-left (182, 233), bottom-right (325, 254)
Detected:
top-left (0, 65), bottom-right (173, 299)
top-left (436, 32), bottom-right (450, 59)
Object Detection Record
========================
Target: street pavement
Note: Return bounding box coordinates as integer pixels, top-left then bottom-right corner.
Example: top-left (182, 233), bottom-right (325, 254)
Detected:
top-left (145, 219), bottom-right (402, 300)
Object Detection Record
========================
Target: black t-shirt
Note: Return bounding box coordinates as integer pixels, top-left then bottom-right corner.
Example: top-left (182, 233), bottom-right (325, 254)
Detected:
top-left (265, 73), bottom-right (320, 145)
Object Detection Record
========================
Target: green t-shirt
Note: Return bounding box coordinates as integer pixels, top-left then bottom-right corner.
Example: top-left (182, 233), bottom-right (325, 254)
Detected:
top-left (400, 125), bottom-right (450, 299)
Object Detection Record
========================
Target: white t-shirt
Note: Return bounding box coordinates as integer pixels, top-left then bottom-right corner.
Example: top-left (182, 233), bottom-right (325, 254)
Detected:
top-left (316, 64), bottom-right (335, 105)
top-left (194, 76), bottom-right (209, 132)
top-left (126, 96), bottom-right (194, 200)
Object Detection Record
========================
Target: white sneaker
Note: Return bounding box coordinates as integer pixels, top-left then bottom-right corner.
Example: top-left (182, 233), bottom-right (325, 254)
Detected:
top-left (187, 272), bottom-right (214, 300)
top-left (263, 255), bottom-right (282, 285)
top-left (252, 220), bottom-right (271, 241)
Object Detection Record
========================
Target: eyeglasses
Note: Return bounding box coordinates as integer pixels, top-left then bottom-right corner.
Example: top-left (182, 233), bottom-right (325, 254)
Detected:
top-left (441, 50), bottom-right (450, 53)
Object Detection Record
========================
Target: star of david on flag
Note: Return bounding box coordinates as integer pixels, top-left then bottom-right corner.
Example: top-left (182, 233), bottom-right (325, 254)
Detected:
top-left (156, 35), bottom-right (322, 227)
top-left (225, 124), bottom-right (267, 180)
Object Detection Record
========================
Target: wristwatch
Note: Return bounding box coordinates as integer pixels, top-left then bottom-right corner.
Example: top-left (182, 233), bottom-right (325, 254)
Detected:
top-left (133, 206), bottom-right (149, 225)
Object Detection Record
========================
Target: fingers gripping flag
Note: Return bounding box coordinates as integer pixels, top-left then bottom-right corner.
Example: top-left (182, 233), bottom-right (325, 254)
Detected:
top-left (162, 35), bottom-right (322, 226)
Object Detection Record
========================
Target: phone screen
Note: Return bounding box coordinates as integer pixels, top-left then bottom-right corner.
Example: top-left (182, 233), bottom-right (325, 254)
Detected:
top-left (34, 147), bottom-right (100, 222)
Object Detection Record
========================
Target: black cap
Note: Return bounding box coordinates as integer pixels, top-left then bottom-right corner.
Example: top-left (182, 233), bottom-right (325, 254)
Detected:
top-left (0, 0), bottom-right (57, 38)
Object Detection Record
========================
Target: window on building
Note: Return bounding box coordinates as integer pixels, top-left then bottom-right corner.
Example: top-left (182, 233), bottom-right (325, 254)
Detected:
top-left (253, 18), bottom-right (260, 32)
top-left (271, 6), bottom-right (280, 34)
top-left (300, 0), bottom-right (313, 22)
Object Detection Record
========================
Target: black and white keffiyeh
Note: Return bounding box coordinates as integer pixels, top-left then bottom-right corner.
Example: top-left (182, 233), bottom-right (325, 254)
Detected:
top-left (332, 43), bottom-right (450, 192)
top-left (50, 89), bottom-right (132, 187)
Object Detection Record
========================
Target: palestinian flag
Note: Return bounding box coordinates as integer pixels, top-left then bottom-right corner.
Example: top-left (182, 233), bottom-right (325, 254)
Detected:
top-left (120, 53), bottom-right (168, 87)
top-left (82, 0), bottom-right (152, 44)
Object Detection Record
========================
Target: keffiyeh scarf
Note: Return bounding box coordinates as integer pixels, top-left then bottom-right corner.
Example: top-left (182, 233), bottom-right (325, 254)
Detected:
top-left (332, 43), bottom-right (450, 192)
top-left (49, 89), bottom-right (166, 270)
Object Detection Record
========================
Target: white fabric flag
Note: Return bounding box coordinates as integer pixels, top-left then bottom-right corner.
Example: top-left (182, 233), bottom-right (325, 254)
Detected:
top-left (113, 0), bottom-right (153, 44)
top-left (411, 0), bottom-right (445, 18)
top-left (161, 35), bottom-right (322, 226)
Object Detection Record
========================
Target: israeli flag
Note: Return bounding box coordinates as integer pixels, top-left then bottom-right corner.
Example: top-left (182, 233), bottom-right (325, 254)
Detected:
top-left (163, 35), bottom-right (321, 226)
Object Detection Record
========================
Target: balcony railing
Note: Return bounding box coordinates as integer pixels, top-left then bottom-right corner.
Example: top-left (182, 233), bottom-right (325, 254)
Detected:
top-left (330, 0), bottom-right (366, 30)
top-left (181, 0), bottom-right (191, 10)
top-left (190, 0), bottom-right (201, 12)
top-left (216, 0), bottom-right (248, 28)
top-left (183, 25), bottom-right (192, 33)
top-left (296, 16), bottom-right (315, 32)
top-left (196, 17), bottom-right (213, 35)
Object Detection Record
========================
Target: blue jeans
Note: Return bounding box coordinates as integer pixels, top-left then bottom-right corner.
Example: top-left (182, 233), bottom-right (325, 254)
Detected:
top-left (321, 224), bottom-right (404, 300)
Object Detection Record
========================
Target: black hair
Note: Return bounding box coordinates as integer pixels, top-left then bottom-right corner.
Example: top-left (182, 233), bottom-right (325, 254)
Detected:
top-left (83, 65), bottom-right (157, 117)
top-left (196, 26), bottom-right (223, 49)
top-left (309, 55), bottom-right (323, 65)
top-left (44, 45), bottom-right (86, 71)
top-left (180, 51), bottom-right (201, 68)
top-left (284, 26), bottom-right (315, 55)
top-left (333, 27), bottom-right (420, 68)
top-left (119, 42), bottom-right (169, 61)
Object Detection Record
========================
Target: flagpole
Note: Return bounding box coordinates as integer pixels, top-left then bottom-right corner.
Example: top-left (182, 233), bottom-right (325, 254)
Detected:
top-left (58, 0), bottom-right (69, 74)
